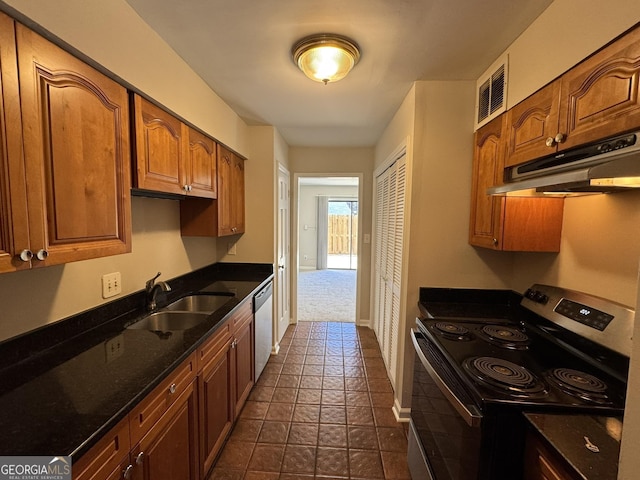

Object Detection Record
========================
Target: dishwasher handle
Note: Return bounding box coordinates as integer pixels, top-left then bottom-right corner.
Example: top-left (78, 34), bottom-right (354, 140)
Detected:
top-left (253, 282), bottom-right (273, 312)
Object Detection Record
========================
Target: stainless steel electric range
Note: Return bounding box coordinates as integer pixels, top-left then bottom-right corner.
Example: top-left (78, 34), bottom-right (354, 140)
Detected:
top-left (408, 284), bottom-right (634, 480)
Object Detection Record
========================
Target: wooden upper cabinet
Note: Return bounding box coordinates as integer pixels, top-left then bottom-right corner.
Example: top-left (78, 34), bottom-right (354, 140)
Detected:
top-left (506, 24), bottom-right (640, 167)
top-left (217, 144), bottom-right (245, 236)
top-left (469, 115), bottom-right (507, 248)
top-left (558, 24), bottom-right (640, 150)
top-left (132, 94), bottom-right (217, 198)
top-left (0, 13), bottom-right (29, 273)
top-left (470, 115), bottom-right (564, 252)
top-left (180, 144), bottom-right (245, 237)
top-left (187, 127), bottom-right (217, 199)
top-left (133, 94), bottom-right (188, 195)
top-left (16, 22), bottom-right (132, 268)
top-left (505, 80), bottom-right (561, 168)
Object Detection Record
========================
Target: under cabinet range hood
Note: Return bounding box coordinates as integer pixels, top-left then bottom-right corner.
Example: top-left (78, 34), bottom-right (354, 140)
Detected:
top-left (488, 131), bottom-right (640, 196)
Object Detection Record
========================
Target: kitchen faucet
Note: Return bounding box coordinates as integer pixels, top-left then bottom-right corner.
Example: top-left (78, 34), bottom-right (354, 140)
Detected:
top-left (145, 272), bottom-right (171, 311)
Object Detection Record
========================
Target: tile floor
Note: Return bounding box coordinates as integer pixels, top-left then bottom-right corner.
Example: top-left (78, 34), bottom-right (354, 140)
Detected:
top-left (209, 321), bottom-right (411, 480)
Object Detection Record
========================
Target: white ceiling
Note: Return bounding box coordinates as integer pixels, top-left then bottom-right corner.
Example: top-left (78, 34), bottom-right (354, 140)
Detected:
top-left (125, 0), bottom-right (552, 147)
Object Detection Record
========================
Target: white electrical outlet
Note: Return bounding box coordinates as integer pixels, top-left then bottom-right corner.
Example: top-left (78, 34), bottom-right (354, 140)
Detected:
top-left (102, 272), bottom-right (122, 298)
top-left (228, 242), bottom-right (237, 255)
top-left (104, 334), bottom-right (124, 363)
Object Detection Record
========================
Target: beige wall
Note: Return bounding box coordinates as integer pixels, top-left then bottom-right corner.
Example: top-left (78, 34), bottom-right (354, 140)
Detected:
top-left (289, 147), bottom-right (374, 322)
top-left (504, 0), bottom-right (639, 108)
top-left (376, 81), bottom-right (515, 412)
top-left (220, 126), bottom-right (278, 265)
top-left (0, 0), bottom-right (268, 341)
top-left (2, 0), bottom-right (249, 155)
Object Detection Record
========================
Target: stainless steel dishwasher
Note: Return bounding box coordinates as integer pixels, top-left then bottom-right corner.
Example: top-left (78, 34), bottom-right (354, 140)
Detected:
top-left (253, 282), bottom-right (273, 380)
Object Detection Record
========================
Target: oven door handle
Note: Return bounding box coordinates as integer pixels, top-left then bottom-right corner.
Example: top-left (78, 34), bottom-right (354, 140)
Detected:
top-left (411, 328), bottom-right (482, 428)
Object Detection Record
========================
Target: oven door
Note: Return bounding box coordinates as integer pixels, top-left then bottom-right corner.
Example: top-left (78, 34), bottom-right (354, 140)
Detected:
top-left (409, 328), bottom-right (483, 480)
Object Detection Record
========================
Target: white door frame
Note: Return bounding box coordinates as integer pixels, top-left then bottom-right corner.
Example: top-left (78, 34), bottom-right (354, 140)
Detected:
top-left (275, 163), bottom-right (290, 352)
top-left (292, 172), bottom-right (364, 324)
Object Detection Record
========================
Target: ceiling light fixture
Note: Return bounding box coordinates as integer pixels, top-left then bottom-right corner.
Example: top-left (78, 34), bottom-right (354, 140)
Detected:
top-left (291, 34), bottom-right (361, 85)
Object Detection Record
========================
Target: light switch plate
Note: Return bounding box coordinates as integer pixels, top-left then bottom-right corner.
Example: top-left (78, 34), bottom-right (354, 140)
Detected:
top-left (102, 272), bottom-right (122, 298)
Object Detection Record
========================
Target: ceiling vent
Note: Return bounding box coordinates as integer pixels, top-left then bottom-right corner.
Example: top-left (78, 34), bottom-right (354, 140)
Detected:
top-left (475, 54), bottom-right (508, 130)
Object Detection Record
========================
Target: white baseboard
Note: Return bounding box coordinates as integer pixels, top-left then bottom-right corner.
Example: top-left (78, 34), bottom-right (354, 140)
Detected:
top-left (356, 318), bottom-right (371, 328)
top-left (392, 398), bottom-right (411, 423)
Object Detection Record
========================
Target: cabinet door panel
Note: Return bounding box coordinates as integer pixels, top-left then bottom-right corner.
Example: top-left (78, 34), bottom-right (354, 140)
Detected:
top-left (133, 94), bottom-right (186, 195)
top-left (133, 382), bottom-right (198, 480)
top-left (469, 115), bottom-right (505, 249)
top-left (231, 156), bottom-right (245, 234)
top-left (216, 146), bottom-right (233, 235)
top-left (505, 80), bottom-right (561, 167)
top-left (17, 25), bottom-right (131, 267)
top-left (0, 13), bottom-right (29, 272)
top-left (199, 341), bottom-right (233, 477)
top-left (234, 319), bottom-right (254, 418)
top-left (188, 128), bottom-right (217, 199)
top-left (558, 25), bottom-right (640, 149)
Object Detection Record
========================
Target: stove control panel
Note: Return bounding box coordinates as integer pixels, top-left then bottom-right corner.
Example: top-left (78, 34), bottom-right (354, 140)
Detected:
top-left (524, 288), bottom-right (549, 304)
top-left (521, 284), bottom-right (634, 358)
top-left (554, 298), bottom-right (614, 331)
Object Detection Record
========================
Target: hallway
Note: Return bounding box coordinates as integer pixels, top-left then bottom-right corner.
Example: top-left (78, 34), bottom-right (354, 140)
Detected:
top-left (209, 321), bottom-right (410, 479)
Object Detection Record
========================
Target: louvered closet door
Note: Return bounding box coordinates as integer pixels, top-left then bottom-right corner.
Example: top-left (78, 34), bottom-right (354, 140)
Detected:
top-left (372, 154), bottom-right (406, 388)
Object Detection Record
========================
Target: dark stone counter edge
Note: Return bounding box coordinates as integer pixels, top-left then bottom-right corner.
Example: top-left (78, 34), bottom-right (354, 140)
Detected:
top-left (0, 262), bottom-right (273, 461)
top-left (524, 412), bottom-right (622, 480)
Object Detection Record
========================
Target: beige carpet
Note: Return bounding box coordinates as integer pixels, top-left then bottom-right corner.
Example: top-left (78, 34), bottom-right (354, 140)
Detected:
top-left (297, 269), bottom-right (357, 322)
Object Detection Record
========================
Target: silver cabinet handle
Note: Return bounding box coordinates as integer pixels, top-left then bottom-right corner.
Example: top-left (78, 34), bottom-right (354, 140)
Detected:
top-left (19, 249), bottom-right (33, 262)
top-left (135, 451), bottom-right (145, 465)
top-left (169, 383), bottom-right (177, 394)
top-left (123, 464), bottom-right (134, 480)
top-left (35, 249), bottom-right (49, 261)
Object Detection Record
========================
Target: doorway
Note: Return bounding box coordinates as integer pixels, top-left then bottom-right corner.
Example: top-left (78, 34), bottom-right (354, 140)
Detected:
top-left (327, 200), bottom-right (358, 270)
top-left (294, 176), bottom-right (361, 324)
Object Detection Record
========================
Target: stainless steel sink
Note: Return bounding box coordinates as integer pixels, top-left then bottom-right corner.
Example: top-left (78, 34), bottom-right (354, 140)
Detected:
top-left (127, 311), bottom-right (211, 331)
top-left (165, 294), bottom-right (233, 313)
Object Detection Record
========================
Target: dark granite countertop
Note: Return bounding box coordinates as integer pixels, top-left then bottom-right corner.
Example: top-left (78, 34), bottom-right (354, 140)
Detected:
top-left (0, 262), bottom-right (273, 460)
top-left (524, 413), bottom-right (622, 480)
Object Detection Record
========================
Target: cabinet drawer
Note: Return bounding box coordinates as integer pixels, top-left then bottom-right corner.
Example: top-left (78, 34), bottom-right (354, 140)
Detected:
top-left (129, 352), bottom-right (197, 446)
top-left (197, 319), bottom-right (233, 370)
top-left (73, 417), bottom-right (130, 480)
top-left (232, 299), bottom-right (253, 334)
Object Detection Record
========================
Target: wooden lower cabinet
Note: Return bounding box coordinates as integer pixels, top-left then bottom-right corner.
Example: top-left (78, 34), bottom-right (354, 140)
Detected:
top-left (74, 301), bottom-right (255, 480)
top-left (198, 318), bottom-right (234, 477)
top-left (232, 300), bottom-right (254, 419)
top-left (73, 418), bottom-right (130, 480)
top-left (524, 431), bottom-right (580, 480)
top-left (131, 380), bottom-right (199, 480)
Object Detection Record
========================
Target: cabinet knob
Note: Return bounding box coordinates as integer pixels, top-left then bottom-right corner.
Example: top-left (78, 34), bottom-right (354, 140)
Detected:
top-left (135, 451), bottom-right (145, 466)
top-left (492, 238), bottom-right (499, 246)
top-left (35, 249), bottom-right (49, 261)
top-left (19, 249), bottom-right (33, 262)
top-left (554, 132), bottom-right (566, 144)
top-left (183, 185), bottom-right (189, 192)
top-left (168, 383), bottom-right (177, 394)
top-left (123, 465), bottom-right (134, 480)
top-left (231, 339), bottom-right (237, 349)
top-left (545, 136), bottom-right (556, 147)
